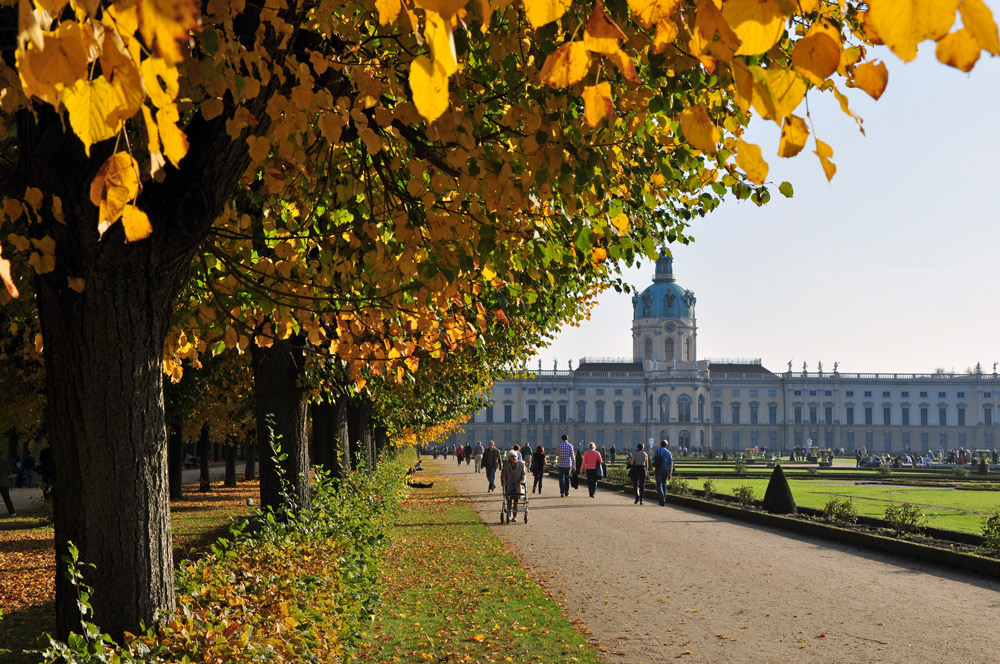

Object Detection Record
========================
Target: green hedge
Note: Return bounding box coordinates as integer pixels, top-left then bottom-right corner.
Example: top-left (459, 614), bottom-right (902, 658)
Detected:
top-left (37, 456), bottom-right (408, 663)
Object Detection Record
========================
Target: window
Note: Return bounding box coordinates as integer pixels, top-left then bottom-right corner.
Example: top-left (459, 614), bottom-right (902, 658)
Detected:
top-left (938, 392), bottom-right (946, 398)
top-left (883, 407), bottom-right (891, 426)
top-left (660, 396), bottom-right (670, 423)
top-left (665, 338), bottom-right (674, 360)
top-left (750, 405), bottom-right (759, 425)
top-left (615, 430), bottom-right (623, 445)
top-left (751, 430), bottom-right (759, 445)
top-left (864, 391), bottom-right (872, 397)
top-left (644, 337), bottom-right (653, 360)
top-left (901, 391), bottom-right (909, 397)
top-left (713, 389), bottom-right (722, 397)
top-left (920, 391), bottom-right (927, 398)
top-left (614, 389), bottom-right (623, 396)
top-left (678, 398), bottom-right (692, 423)
top-left (504, 429), bottom-right (513, 444)
top-left (684, 338), bottom-right (691, 361)
top-left (543, 388), bottom-right (551, 395)
top-left (528, 404), bottom-right (536, 422)
top-left (596, 389), bottom-right (605, 396)
top-left (713, 405), bottom-right (722, 422)
top-left (504, 404), bottom-right (513, 423)
top-left (698, 395), bottom-right (705, 421)
top-left (794, 406), bottom-right (802, 424)
top-left (486, 405), bottom-right (494, 423)
top-left (920, 407), bottom-right (928, 426)
top-left (846, 391), bottom-right (854, 397)
top-left (633, 403), bottom-right (642, 423)
top-left (731, 389), bottom-right (741, 397)
top-left (578, 389), bottom-right (586, 395)
top-left (939, 407), bottom-right (947, 426)
top-left (846, 407), bottom-right (855, 425)
top-left (769, 431), bottom-right (777, 446)
top-left (559, 404), bottom-right (567, 423)
top-left (809, 406), bottom-right (818, 424)
top-left (543, 429), bottom-right (552, 445)
top-left (749, 389), bottom-right (759, 397)
top-left (958, 407), bottom-right (965, 426)
top-left (884, 432), bottom-right (891, 447)
top-left (528, 388), bottom-right (536, 394)
top-left (865, 431), bottom-right (873, 445)
top-left (825, 406), bottom-right (833, 423)
top-left (504, 388), bottom-right (512, 395)
top-left (921, 432), bottom-right (929, 446)
top-left (940, 432), bottom-right (948, 446)
top-left (731, 404), bottom-right (741, 425)
top-left (958, 392), bottom-right (965, 398)
top-left (985, 407), bottom-right (993, 427)
top-left (543, 404), bottom-right (552, 423)
top-left (768, 405), bottom-right (777, 425)
top-left (959, 433), bottom-right (967, 445)
top-left (901, 407), bottom-right (909, 426)
top-left (596, 430), bottom-right (605, 445)
top-left (614, 403), bottom-right (624, 424)
top-left (825, 391), bottom-right (833, 397)
top-left (633, 389), bottom-right (641, 395)
top-left (988, 434), bottom-right (995, 445)
top-left (733, 431), bottom-right (740, 446)
top-left (985, 392), bottom-right (993, 398)
top-left (560, 388), bottom-right (567, 395)
top-left (768, 390), bottom-right (777, 397)
top-left (595, 402), bottom-right (605, 423)
top-left (902, 432), bottom-right (910, 448)
top-left (883, 391), bottom-right (891, 398)
top-left (809, 390), bottom-right (817, 397)
top-left (847, 432), bottom-right (855, 446)
top-left (825, 431), bottom-right (833, 446)
top-left (794, 390), bottom-right (802, 396)
top-left (713, 431), bottom-right (722, 447)
top-left (865, 407), bottom-right (873, 426)
top-left (577, 402), bottom-right (586, 422)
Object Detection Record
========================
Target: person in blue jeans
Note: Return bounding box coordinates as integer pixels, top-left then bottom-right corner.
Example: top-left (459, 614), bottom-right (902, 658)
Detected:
top-left (556, 434), bottom-right (575, 497)
top-left (652, 439), bottom-right (674, 506)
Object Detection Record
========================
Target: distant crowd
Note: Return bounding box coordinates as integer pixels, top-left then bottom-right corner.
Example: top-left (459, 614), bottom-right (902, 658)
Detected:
top-left (856, 447), bottom-right (1000, 469)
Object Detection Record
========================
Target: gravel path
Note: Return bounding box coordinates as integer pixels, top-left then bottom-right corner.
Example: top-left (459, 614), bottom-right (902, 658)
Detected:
top-left (430, 458), bottom-right (1000, 663)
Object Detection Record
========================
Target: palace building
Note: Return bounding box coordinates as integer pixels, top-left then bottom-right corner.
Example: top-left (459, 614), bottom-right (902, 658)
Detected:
top-left (450, 251), bottom-right (1000, 453)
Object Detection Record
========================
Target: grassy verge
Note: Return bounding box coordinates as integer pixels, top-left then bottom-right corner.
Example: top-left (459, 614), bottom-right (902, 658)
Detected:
top-left (358, 480), bottom-right (601, 664)
top-left (0, 480), bottom-right (256, 663)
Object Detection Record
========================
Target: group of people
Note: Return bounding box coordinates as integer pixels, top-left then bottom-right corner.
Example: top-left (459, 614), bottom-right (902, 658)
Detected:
top-left (452, 435), bottom-right (677, 519)
top-left (1, 444), bottom-right (55, 517)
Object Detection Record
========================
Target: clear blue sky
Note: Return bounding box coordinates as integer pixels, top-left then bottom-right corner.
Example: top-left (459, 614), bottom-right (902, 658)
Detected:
top-left (535, 41), bottom-right (1000, 375)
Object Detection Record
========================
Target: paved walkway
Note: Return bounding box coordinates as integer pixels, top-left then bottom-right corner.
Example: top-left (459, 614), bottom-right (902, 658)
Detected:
top-left (432, 458), bottom-right (1000, 663)
top-left (5, 463), bottom-right (231, 514)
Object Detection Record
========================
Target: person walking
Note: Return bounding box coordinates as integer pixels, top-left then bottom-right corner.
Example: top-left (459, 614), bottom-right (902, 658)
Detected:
top-left (556, 434), bottom-right (574, 497)
top-left (629, 443), bottom-right (649, 505)
top-left (482, 441), bottom-right (502, 492)
top-left (608, 445), bottom-right (617, 467)
top-left (39, 443), bottom-right (54, 500)
top-left (652, 439), bottom-right (674, 506)
top-left (463, 442), bottom-right (473, 465)
top-left (500, 450), bottom-right (526, 522)
top-left (22, 451), bottom-right (36, 488)
top-left (580, 442), bottom-right (604, 498)
top-left (0, 453), bottom-right (16, 517)
top-left (530, 445), bottom-right (546, 494)
top-left (456, 444), bottom-right (465, 466)
top-left (473, 441), bottom-right (485, 472)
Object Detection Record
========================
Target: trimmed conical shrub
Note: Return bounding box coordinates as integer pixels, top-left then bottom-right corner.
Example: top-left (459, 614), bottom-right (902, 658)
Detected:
top-left (762, 465), bottom-right (796, 514)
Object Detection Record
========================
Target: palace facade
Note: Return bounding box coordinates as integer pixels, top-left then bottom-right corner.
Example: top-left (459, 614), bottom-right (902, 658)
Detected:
top-left (450, 251), bottom-right (1000, 453)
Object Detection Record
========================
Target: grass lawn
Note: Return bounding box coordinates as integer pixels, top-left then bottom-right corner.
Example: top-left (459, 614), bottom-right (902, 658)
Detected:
top-left (698, 478), bottom-right (1000, 534)
top-left (0, 480), bottom-right (256, 664)
top-left (359, 479), bottom-right (601, 664)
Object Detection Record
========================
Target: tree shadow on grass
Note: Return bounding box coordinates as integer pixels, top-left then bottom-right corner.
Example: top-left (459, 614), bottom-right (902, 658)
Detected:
top-left (0, 601), bottom-right (55, 664)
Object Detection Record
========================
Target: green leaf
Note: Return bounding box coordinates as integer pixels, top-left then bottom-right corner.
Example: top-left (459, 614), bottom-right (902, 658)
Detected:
top-left (778, 181), bottom-right (794, 198)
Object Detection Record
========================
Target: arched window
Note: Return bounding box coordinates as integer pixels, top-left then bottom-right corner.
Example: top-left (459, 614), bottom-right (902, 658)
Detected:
top-left (684, 337), bottom-right (691, 361)
top-left (659, 395), bottom-right (670, 423)
top-left (644, 337), bottom-right (653, 360)
top-left (677, 395), bottom-right (692, 423)
top-left (679, 430), bottom-right (691, 448)
top-left (698, 394), bottom-right (705, 421)
top-left (665, 337), bottom-right (674, 360)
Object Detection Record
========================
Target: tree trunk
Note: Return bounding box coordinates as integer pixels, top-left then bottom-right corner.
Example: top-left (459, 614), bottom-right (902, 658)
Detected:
top-left (347, 397), bottom-right (371, 470)
top-left (198, 423), bottom-right (211, 492)
top-left (244, 438), bottom-right (257, 481)
top-left (252, 338), bottom-right (309, 513)
top-left (311, 399), bottom-right (343, 480)
top-left (167, 424), bottom-right (184, 501)
top-left (7, 429), bottom-right (17, 465)
top-left (374, 425), bottom-right (389, 460)
top-left (335, 397), bottom-right (349, 476)
top-left (224, 439), bottom-right (238, 487)
top-left (38, 260), bottom-right (176, 642)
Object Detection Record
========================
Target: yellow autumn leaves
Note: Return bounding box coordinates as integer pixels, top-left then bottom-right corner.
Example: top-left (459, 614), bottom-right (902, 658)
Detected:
top-left (14, 0), bottom-right (200, 239)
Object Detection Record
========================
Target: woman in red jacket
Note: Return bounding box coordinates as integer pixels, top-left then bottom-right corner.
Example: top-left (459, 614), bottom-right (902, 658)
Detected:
top-left (580, 442), bottom-right (604, 498)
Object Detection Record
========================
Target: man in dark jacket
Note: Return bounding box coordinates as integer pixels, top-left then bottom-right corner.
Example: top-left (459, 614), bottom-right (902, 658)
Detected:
top-left (481, 441), bottom-right (502, 492)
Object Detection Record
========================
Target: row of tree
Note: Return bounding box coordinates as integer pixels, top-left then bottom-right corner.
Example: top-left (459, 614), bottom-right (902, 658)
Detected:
top-left (0, 0), bottom-right (994, 644)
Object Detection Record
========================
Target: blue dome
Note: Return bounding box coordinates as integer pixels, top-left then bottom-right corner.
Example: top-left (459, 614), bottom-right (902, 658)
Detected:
top-left (632, 251), bottom-right (696, 319)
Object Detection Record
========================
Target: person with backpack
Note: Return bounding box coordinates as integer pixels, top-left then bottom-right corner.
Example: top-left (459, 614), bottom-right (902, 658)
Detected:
top-left (556, 434), bottom-right (574, 497)
top-left (652, 439), bottom-right (674, 506)
top-left (530, 445), bottom-right (546, 493)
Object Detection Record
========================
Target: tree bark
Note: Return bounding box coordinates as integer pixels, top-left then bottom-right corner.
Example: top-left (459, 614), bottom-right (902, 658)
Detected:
top-left (224, 439), bottom-right (238, 487)
top-left (311, 399), bottom-right (342, 480)
top-left (252, 337), bottom-right (309, 513)
top-left (347, 397), bottom-right (375, 471)
top-left (38, 255), bottom-right (176, 642)
top-left (198, 423), bottom-right (211, 492)
top-left (374, 425), bottom-right (389, 460)
top-left (334, 397), bottom-right (349, 478)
